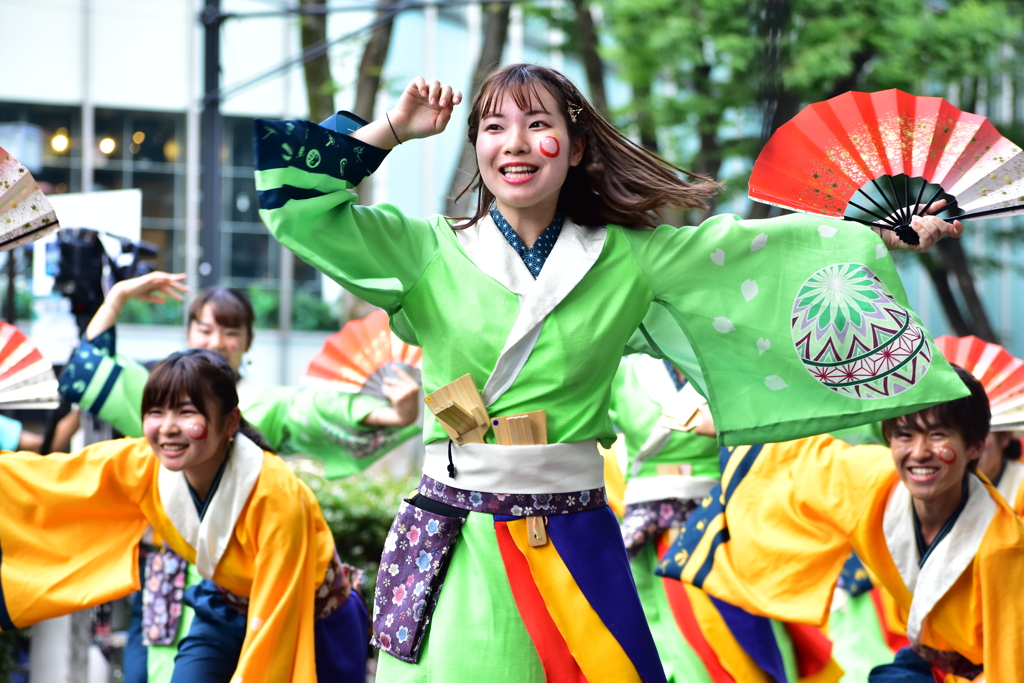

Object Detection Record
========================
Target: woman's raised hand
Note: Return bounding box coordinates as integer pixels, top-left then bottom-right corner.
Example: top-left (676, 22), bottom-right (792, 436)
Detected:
top-left (388, 77), bottom-right (463, 142)
top-left (109, 271), bottom-right (189, 306)
top-left (85, 272), bottom-right (189, 341)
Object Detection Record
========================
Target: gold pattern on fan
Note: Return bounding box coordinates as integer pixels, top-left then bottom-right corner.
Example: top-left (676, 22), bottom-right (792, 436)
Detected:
top-left (423, 374), bottom-right (489, 444)
top-left (491, 410), bottom-right (547, 446)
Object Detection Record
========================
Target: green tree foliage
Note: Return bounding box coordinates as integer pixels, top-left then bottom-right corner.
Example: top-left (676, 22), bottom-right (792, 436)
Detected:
top-left (296, 471), bottom-right (416, 589)
top-left (596, 0), bottom-right (1022, 190)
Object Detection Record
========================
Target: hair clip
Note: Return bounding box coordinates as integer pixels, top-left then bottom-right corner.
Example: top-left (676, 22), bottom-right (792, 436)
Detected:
top-left (567, 103), bottom-right (583, 124)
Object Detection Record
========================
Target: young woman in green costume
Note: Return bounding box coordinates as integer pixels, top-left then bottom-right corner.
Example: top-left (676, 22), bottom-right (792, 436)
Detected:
top-left (58, 274), bottom-right (421, 683)
top-left (254, 64), bottom-right (963, 682)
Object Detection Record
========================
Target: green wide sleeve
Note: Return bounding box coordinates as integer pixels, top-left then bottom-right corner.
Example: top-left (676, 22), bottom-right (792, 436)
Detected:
top-left (58, 329), bottom-right (148, 438)
top-left (623, 213), bottom-right (969, 446)
top-left (254, 118), bottom-right (440, 313)
top-left (242, 384), bottom-right (419, 479)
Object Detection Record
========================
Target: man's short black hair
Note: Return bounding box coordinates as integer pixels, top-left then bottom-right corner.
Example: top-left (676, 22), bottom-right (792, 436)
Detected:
top-left (881, 365), bottom-right (991, 449)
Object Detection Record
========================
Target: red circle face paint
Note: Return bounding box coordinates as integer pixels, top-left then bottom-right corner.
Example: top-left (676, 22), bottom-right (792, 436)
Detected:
top-left (187, 421), bottom-right (208, 441)
top-left (539, 136), bottom-right (560, 158)
top-left (936, 446), bottom-right (958, 464)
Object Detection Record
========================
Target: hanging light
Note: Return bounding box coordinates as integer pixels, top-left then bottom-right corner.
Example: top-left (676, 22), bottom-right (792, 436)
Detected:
top-left (99, 138), bottom-right (116, 154)
top-left (51, 128), bottom-right (70, 153)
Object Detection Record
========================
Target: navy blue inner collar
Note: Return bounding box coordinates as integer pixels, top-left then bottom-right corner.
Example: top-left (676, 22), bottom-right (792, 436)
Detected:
top-left (186, 448), bottom-right (231, 522)
top-left (490, 208), bottom-right (564, 279)
top-left (912, 476), bottom-right (970, 568)
top-left (663, 360), bottom-right (687, 391)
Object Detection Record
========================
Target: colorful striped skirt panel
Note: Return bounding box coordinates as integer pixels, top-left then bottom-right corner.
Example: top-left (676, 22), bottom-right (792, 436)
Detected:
top-left (376, 507), bottom-right (666, 683)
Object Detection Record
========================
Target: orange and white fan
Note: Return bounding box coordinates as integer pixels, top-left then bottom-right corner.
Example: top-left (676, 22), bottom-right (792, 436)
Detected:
top-left (304, 309), bottom-right (422, 399)
top-left (0, 322), bottom-right (60, 409)
top-left (749, 90), bottom-right (1024, 245)
top-left (934, 335), bottom-right (1024, 431)
top-left (0, 147), bottom-right (61, 250)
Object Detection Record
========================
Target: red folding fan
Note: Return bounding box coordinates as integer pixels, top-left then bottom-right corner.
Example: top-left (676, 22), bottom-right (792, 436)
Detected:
top-left (0, 147), bottom-right (61, 251)
top-left (303, 309), bottom-right (422, 400)
top-left (750, 90), bottom-right (1024, 244)
top-left (0, 322), bottom-right (60, 409)
top-left (934, 335), bottom-right (1024, 431)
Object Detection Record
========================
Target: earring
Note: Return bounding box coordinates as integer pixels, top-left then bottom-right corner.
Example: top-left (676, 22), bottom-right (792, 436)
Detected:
top-left (567, 103), bottom-right (583, 124)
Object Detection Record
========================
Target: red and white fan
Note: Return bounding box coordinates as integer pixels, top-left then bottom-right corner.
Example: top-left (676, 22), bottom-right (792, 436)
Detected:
top-left (303, 309), bottom-right (422, 399)
top-left (750, 90), bottom-right (1024, 244)
top-left (0, 147), bottom-right (61, 251)
top-left (934, 335), bottom-right (1024, 431)
top-left (0, 322), bottom-right (60, 409)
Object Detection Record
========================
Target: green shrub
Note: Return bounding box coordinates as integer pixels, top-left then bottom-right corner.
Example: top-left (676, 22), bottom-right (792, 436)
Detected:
top-left (0, 628), bottom-right (29, 683)
top-left (118, 297), bottom-right (184, 325)
top-left (296, 471), bottom-right (414, 590)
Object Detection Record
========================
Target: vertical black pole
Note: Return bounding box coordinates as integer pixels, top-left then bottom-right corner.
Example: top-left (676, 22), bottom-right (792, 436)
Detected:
top-left (4, 249), bottom-right (16, 324)
top-left (200, 0), bottom-right (223, 288)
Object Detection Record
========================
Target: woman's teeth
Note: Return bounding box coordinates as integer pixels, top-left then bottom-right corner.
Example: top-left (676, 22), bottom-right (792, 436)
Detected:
top-left (909, 466), bottom-right (938, 477)
top-left (162, 444), bottom-right (187, 453)
top-left (501, 165), bottom-right (537, 178)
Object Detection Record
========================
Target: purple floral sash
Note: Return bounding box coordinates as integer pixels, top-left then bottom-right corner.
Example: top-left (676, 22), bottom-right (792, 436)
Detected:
top-left (371, 474), bottom-right (608, 663)
top-left (620, 498), bottom-right (698, 559)
top-left (141, 547), bottom-right (187, 646)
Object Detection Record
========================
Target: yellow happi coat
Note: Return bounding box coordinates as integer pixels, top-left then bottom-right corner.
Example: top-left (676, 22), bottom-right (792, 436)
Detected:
top-left (676, 435), bottom-right (1024, 681)
top-left (0, 435), bottom-right (335, 682)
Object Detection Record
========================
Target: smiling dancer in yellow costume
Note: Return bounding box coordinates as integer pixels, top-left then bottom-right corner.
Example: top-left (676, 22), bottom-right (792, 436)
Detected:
top-left (0, 350), bottom-right (359, 682)
top-left (662, 366), bottom-right (1024, 682)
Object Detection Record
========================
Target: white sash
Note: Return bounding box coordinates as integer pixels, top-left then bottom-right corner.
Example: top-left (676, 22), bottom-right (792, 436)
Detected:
top-left (423, 440), bottom-right (603, 494)
top-left (157, 433), bottom-right (264, 579)
top-left (455, 215), bottom-right (607, 407)
top-left (622, 475), bottom-right (719, 505)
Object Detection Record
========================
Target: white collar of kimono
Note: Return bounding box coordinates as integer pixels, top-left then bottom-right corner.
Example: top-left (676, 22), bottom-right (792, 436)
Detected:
top-left (996, 459), bottom-right (1024, 508)
top-left (628, 354), bottom-right (707, 476)
top-left (455, 213), bottom-right (607, 406)
top-left (883, 473), bottom-right (997, 643)
top-left (157, 433), bottom-right (264, 579)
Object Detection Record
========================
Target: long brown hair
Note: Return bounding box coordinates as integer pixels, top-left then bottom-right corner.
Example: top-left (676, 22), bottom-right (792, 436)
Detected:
top-left (142, 349), bottom-right (274, 452)
top-left (453, 63), bottom-right (721, 229)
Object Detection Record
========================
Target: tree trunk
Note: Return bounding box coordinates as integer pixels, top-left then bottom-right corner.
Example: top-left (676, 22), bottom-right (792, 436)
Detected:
top-left (353, 0), bottom-right (399, 122)
top-left (632, 81), bottom-right (659, 152)
top-left (936, 238), bottom-right (1000, 342)
top-left (747, 89), bottom-right (800, 219)
top-left (568, 0), bottom-right (608, 118)
top-left (353, 0), bottom-right (399, 207)
top-left (918, 252), bottom-right (972, 336)
top-left (444, 3), bottom-right (512, 218)
top-left (300, 0), bottom-right (335, 124)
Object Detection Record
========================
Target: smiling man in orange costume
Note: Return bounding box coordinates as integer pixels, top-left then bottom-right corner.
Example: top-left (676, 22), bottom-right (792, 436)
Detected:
top-left (664, 365), bottom-right (1024, 682)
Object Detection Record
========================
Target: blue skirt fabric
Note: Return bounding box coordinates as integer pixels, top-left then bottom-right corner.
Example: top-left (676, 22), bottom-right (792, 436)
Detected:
top-left (168, 579), bottom-right (369, 683)
top-left (123, 590), bottom-right (148, 683)
top-left (868, 648), bottom-right (935, 682)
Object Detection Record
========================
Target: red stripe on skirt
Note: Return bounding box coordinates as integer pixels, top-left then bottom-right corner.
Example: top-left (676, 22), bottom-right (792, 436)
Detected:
top-left (656, 536), bottom-right (734, 683)
top-left (784, 623), bottom-right (833, 678)
top-left (494, 521), bottom-right (587, 683)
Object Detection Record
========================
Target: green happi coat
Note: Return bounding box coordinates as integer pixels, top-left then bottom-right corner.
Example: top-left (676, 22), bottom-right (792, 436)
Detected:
top-left (610, 354), bottom-right (720, 480)
top-left (255, 126), bottom-right (965, 448)
top-left (253, 113), bottom-right (965, 681)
